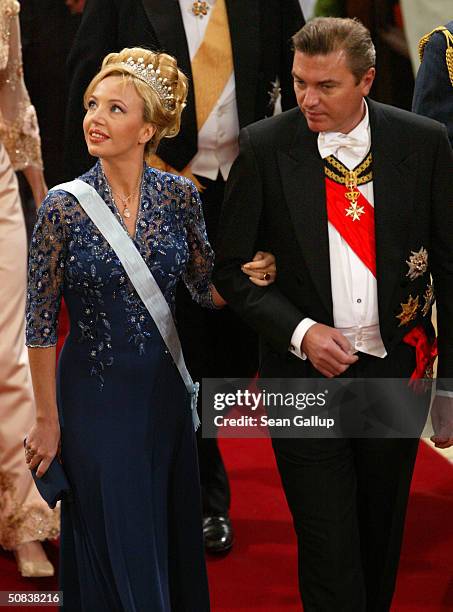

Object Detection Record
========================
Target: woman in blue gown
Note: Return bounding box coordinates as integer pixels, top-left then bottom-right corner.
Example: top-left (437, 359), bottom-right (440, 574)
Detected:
top-left (24, 48), bottom-right (275, 611)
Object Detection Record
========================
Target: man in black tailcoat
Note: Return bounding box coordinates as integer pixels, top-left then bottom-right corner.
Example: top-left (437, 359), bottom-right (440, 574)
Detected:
top-left (64, 0), bottom-right (305, 553)
top-left (214, 17), bottom-right (453, 610)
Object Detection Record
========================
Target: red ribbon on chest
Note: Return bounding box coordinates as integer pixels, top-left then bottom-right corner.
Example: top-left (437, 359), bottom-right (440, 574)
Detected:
top-left (325, 176), bottom-right (376, 277)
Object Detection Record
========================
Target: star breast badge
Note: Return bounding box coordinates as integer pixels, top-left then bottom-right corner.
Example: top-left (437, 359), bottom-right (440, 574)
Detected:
top-left (397, 295), bottom-right (420, 326)
top-left (406, 247), bottom-right (428, 280)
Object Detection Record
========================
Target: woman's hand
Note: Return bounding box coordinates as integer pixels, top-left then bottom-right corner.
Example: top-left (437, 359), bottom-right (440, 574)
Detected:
top-left (211, 285), bottom-right (227, 308)
top-left (25, 418), bottom-right (61, 478)
top-left (241, 251), bottom-right (276, 287)
top-left (210, 250), bottom-right (277, 307)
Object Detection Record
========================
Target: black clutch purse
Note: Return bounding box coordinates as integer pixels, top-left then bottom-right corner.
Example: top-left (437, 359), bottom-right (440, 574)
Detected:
top-left (25, 440), bottom-right (71, 509)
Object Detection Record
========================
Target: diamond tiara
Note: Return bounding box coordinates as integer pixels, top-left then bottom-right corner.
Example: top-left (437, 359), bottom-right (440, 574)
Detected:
top-left (120, 56), bottom-right (175, 110)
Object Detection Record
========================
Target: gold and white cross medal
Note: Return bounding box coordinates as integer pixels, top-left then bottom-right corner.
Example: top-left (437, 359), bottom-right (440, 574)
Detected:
top-left (344, 170), bottom-right (365, 222)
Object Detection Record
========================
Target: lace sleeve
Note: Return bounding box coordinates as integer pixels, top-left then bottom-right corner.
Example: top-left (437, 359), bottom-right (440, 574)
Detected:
top-left (0, 3), bottom-right (42, 170)
top-left (26, 191), bottom-right (68, 347)
top-left (182, 179), bottom-right (216, 308)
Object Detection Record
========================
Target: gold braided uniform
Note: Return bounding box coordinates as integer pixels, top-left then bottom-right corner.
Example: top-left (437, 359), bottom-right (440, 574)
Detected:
top-left (419, 25), bottom-right (453, 87)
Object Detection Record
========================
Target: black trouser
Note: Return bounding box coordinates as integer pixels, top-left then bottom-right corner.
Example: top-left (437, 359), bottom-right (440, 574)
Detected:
top-left (176, 174), bottom-right (258, 516)
top-left (272, 344), bottom-right (428, 611)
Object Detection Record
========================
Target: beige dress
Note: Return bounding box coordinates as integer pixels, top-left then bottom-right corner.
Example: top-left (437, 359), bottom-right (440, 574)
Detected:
top-left (0, 0), bottom-right (59, 550)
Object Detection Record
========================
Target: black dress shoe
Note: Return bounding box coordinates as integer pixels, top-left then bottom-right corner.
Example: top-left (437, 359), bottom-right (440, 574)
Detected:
top-left (203, 515), bottom-right (234, 553)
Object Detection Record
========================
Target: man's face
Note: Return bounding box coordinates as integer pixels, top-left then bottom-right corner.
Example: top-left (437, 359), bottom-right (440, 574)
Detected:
top-left (292, 49), bottom-right (375, 134)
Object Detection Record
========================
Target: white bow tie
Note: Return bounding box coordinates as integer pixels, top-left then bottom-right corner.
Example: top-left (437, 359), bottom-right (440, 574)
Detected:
top-left (318, 132), bottom-right (369, 160)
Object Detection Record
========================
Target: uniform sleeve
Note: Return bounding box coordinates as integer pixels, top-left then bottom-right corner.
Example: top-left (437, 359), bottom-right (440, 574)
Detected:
top-left (412, 30), bottom-right (453, 147)
top-left (181, 180), bottom-right (216, 309)
top-left (0, 6), bottom-right (43, 170)
top-left (26, 191), bottom-right (68, 347)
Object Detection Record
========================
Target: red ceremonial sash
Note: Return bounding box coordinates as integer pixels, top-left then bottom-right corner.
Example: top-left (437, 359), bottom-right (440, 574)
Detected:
top-left (325, 171), bottom-right (437, 380)
top-left (325, 177), bottom-right (376, 277)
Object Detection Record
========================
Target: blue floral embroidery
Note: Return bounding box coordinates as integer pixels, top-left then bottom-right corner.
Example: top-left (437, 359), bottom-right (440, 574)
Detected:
top-left (26, 161), bottom-right (214, 389)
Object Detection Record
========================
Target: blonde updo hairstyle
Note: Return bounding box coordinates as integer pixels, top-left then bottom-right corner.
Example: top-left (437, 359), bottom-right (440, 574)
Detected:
top-left (83, 47), bottom-right (188, 156)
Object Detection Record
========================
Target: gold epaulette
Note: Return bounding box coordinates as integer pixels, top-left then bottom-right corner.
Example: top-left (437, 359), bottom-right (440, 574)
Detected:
top-left (418, 25), bottom-right (453, 87)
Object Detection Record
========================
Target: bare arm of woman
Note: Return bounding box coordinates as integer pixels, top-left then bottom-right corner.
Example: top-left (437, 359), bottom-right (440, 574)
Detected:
top-left (22, 165), bottom-right (48, 209)
top-left (25, 347), bottom-right (60, 478)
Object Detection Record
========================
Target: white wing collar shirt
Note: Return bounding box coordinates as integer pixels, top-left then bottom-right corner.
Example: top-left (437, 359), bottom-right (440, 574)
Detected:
top-left (291, 101), bottom-right (387, 360)
top-left (179, 0), bottom-right (240, 181)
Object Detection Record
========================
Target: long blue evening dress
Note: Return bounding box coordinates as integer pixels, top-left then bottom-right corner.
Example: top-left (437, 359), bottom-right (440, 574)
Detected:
top-left (25, 162), bottom-right (212, 611)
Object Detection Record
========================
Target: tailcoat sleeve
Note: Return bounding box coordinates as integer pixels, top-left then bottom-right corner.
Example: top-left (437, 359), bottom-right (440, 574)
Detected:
top-left (430, 125), bottom-right (453, 381)
top-left (213, 126), bottom-right (304, 355)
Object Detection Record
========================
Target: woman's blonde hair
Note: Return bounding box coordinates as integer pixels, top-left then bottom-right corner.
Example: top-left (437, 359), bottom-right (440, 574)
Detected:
top-left (84, 47), bottom-right (188, 155)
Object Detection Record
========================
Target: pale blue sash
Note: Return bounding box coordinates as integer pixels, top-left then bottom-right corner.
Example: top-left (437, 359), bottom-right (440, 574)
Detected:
top-left (51, 179), bottom-right (200, 430)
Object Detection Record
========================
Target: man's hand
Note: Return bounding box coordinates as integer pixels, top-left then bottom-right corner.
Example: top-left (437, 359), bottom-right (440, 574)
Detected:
top-left (302, 323), bottom-right (359, 378)
top-left (430, 395), bottom-right (453, 448)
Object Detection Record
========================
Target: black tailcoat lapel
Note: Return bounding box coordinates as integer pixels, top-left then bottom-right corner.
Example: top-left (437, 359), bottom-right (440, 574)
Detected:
top-left (140, 0), bottom-right (197, 162)
top-left (276, 101), bottom-right (417, 326)
top-left (226, 0), bottom-right (260, 128)
top-left (141, 0), bottom-right (261, 153)
top-left (278, 117), bottom-right (334, 322)
top-left (140, 0), bottom-right (192, 79)
top-left (368, 99), bottom-right (416, 320)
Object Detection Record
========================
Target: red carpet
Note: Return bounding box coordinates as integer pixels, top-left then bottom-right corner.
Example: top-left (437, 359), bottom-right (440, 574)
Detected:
top-left (1, 439), bottom-right (452, 611)
top-left (212, 438), bottom-right (453, 611)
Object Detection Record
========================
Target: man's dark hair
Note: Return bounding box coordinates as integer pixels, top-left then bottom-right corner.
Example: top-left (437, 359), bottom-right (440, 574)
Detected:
top-left (292, 17), bottom-right (376, 83)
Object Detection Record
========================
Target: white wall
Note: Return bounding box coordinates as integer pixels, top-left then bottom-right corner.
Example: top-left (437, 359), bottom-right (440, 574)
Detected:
top-left (299, 0), bottom-right (317, 21)
top-left (400, 0), bottom-right (453, 73)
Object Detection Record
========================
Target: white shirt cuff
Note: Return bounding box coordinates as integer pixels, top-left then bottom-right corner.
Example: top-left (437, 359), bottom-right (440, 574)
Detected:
top-left (289, 318), bottom-right (317, 360)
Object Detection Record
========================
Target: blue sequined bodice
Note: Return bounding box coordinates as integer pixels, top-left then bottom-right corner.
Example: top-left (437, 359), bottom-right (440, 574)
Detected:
top-left (26, 162), bottom-right (214, 388)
